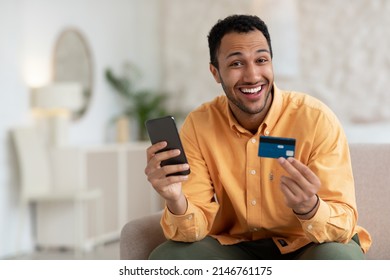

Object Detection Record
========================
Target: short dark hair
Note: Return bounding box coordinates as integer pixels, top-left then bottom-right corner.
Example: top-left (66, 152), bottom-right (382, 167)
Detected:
top-left (207, 14), bottom-right (273, 68)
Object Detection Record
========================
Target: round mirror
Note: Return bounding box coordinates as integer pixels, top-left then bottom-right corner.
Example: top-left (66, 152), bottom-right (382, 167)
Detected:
top-left (53, 28), bottom-right (93, 120)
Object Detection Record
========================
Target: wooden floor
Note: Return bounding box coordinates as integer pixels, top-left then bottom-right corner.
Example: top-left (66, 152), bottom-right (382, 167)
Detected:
top-left (6, 240), bottom-right (120, 260)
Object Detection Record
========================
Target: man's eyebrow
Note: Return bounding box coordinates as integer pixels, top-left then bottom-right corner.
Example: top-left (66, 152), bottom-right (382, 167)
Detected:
top-left (225, 49), bottom-right (270, 60)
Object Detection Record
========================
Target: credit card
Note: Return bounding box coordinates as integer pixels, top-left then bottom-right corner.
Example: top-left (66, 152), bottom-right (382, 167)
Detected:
top-left (258, 136), bottom-right (296, 159)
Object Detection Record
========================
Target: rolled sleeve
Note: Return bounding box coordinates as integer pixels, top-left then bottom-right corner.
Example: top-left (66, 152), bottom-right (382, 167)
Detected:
top-left (161, 201), bottom-right (213, 242)
top-left (298, 198), bottom-right (356, 243)
top-left (298, 198), bottom-right (330, 242)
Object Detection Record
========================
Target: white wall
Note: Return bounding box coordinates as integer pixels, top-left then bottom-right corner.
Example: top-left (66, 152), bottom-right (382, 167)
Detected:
top-left (0, 0), bottom-right (161, 258)
top-left (160, 0), bottom-right (390, 140)
top-left (161, 0), bottom-right (299, 112)
top-left (0, 0), bottom-right (31, 258)
top-left (2, 0), bottom-right (390, 258)
top-left (19, 0), bottom-right (162, 145)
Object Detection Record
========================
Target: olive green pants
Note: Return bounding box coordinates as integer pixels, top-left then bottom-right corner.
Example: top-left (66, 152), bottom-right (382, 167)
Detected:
top-left (149, 235), bottom-right (364, 260)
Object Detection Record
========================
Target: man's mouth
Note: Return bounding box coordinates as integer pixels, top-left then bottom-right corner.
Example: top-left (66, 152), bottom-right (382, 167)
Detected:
top-left (240, 85), bottom-right (262, 95)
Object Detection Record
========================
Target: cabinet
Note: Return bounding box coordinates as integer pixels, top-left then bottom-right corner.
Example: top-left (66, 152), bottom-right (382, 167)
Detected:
top-left (35, 142), bottom-right (162, 251)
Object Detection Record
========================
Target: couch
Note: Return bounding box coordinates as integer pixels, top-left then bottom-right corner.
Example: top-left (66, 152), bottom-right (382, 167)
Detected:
top-left (120, 143), bottom-right (390, 260)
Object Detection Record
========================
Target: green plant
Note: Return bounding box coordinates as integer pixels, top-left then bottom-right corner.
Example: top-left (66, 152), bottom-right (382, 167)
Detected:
top-left (105, 63), bottom-right (169, 140)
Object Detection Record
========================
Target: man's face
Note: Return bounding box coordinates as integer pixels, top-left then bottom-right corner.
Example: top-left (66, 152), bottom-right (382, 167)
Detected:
top-left (210, 30), bottom-right (274, 118)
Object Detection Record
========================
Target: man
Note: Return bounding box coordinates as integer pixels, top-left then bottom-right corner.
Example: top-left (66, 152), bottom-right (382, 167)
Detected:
top-left (144, 14), bottom-right (371, 259)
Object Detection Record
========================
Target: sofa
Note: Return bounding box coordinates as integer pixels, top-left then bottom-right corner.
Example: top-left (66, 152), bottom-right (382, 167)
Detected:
top-left (120, 143), bottom-right (390, 260)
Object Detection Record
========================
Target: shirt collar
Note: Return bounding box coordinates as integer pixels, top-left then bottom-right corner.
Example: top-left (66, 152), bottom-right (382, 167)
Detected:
top-left (262, 83), bottom-right (283, 134)
top-left (226, 102), bottom-right (248, 135)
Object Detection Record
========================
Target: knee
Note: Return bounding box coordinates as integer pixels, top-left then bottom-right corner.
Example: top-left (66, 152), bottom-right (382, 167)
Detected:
top-left (298, 240), bottom-right (365, 260)
top-left (148, 242), bottom-right (171, 260)
top-left (148, 241), bottom-right (192, 260)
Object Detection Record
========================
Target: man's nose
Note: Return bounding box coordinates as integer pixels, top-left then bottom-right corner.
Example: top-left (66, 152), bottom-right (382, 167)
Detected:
top-left (243, 63), bottom-right (260, 83)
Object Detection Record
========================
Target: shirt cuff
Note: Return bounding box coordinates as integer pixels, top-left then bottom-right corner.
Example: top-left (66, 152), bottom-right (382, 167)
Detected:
top-left (298, 198), bottom-right (331, 242)
top-left (163, 201), bottom-right (200, 241)
top-left (165, 201), bottom-right (197, 226)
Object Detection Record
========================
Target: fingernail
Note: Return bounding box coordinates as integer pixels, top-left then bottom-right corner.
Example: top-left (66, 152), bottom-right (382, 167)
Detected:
top-left (278, 157), bottom-right (285, 164)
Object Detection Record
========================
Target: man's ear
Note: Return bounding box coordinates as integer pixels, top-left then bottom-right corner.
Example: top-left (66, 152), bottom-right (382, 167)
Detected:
top-left (209, 63), bottom-right (221, 83)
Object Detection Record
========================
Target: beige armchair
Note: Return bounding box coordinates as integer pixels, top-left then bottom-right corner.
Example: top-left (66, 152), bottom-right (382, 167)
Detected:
top-left (120, 143), bottom-right (390, 260)
top-left (120, 211), bottom-right (165, 259)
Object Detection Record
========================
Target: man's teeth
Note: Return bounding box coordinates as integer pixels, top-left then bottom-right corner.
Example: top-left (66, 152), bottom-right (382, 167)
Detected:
top-left (241, 86), bottom-right (262, 94)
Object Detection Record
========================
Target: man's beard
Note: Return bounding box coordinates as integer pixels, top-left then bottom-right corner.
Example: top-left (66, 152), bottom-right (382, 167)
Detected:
top-left (220, 78), bottom-right (272, 115)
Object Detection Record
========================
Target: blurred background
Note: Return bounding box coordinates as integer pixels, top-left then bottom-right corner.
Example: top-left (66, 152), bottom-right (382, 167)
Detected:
top-left (1, 0), bottom-right (390, 259)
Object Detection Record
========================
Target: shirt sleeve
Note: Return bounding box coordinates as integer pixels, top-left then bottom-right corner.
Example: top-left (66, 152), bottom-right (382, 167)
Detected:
top-left (160, 116), bottom-right (220, 242)
top-left (297, 109), bottom-right (358, 244)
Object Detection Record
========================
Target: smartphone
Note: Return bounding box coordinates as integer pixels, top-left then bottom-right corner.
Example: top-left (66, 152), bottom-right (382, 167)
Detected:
top-left (145, 116), bottom-right (190, 176)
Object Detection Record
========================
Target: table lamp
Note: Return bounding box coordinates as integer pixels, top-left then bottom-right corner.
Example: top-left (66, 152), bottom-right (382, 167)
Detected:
top-left (31, 82), bottom-right (83, 147)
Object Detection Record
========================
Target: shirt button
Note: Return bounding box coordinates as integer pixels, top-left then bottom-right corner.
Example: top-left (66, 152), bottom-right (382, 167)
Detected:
top-left (251, 200), bottom-right (257, 206)
top-left (251, 138), bottom-right (257, 143)
top-left (307, 224), bottom-right (313, 231)
top-left (250, 170), bottom-right (256, 175)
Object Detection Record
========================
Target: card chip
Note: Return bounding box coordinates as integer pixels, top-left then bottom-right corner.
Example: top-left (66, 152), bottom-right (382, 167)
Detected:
top-left (286, 150), bottom-right (294, 157)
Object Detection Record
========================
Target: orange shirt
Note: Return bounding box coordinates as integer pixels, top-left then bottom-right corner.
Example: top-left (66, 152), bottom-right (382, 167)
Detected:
top-left (161, 85), bottom-right (372, 254)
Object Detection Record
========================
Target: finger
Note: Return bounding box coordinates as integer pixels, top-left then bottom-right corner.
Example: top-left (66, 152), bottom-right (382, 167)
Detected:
top-left (278, 158), bottom-right (321, 199)
top-left (155, 174), bottom-right (189, 190)
top-left (280, 175), bottom-right (301, 196)
top-left (149, 149), bottom-right (181, 168)
top-left (280, 180), bottom-right (299, 207)
top-left (146, 141), bottom-right (167, 161)
top-left (280, 176), bottom-right (312, 203)
top-left (284, 157), bottom-right (320, 186)
top-left (280, 178), bottom-right (295, 197)
top-left (146, 148), bottom-right (180, 171)
top-left (160, 163), bottom-right (190, 177)
top-left (149, 171), bottom-right (189, 193)
top-left (146, 163), bottom-right (189, 185)
top-left (278, 157), bottom-right (315, 189)
top-left (145, 149), bottom-right (184, 182)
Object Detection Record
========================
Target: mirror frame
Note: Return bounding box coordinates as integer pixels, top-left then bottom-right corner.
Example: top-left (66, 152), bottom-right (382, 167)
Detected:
top-left (52, 28), bottom-right (93, 120)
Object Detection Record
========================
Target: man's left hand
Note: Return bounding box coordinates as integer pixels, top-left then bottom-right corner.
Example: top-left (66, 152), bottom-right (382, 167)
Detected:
top-left (277, 157), bottom-right (321, 218)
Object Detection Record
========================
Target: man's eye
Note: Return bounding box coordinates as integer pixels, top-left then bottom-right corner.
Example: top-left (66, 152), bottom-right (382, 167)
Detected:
top-left (258, 58), bottom-right (268, 63)
top-left (230, 61), bottom-right (243, 67)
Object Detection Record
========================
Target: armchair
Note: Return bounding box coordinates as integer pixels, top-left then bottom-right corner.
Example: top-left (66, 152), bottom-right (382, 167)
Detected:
top-left (120, 143), bottom-right (390, 260)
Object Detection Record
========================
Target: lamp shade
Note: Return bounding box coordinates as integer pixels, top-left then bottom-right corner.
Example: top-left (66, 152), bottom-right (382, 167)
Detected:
top-left (31, 82), bottom-right (84, 111)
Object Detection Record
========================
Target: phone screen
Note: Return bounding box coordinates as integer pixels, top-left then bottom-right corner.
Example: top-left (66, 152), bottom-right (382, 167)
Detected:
top-left (145, 116), bottom-right (190, 176)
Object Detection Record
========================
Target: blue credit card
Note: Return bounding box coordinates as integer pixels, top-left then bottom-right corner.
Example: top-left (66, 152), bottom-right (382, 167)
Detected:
top-left (258, 136), bottom-right (296, 159)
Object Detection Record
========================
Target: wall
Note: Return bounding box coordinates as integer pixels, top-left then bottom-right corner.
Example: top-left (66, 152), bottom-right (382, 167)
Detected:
top-left (160, 0), bottom-right (390, 129)
top-left (0, 0), bottom-right (30, 259)
top-left (0, 0), bottom-right (161, 258)
top-left (160, 0), bottom-right (299, 112)
top-left (290, 0), bottom-right (390, 124)
top-left (2, 0), bottom-right (390, 258)
top-left (19, 0), bottom-right (162, 145)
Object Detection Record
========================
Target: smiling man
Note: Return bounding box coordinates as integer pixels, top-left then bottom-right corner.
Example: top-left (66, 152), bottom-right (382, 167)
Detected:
top-left (144, 15), bottom-right (371, 259)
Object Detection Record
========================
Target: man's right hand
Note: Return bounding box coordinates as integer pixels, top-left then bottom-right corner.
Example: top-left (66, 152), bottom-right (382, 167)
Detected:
top-left (144, 141), bottom-right (190, 215)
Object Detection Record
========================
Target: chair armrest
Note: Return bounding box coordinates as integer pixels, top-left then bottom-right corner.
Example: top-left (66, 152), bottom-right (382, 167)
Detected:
top-left (120, 211), bottom-right (166, 260)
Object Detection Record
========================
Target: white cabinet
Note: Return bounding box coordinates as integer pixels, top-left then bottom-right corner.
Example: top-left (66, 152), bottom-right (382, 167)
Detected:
top-left (35, 142), bottom-right (162, 251)
top-left (84, 142), bottom-right (163, 241)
